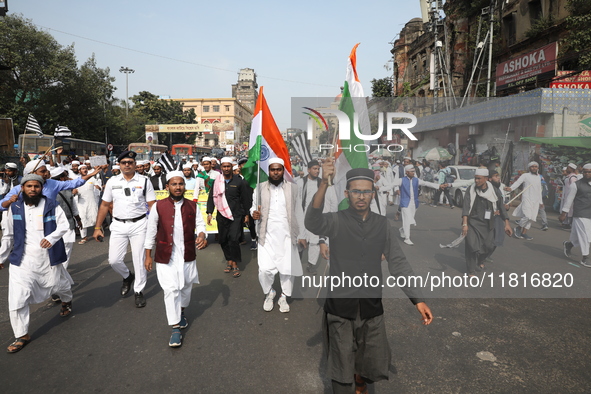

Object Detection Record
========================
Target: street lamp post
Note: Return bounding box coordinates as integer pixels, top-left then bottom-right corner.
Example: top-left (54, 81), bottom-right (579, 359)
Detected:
top-left (119, 66), bottom-right (135, 117)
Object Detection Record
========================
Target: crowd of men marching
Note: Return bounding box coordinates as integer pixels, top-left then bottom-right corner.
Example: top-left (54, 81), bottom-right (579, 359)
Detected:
top-left (0, 149), bottom-right (589, 394)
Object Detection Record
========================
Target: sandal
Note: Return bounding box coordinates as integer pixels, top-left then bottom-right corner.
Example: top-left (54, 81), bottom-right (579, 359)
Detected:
top-left (60, 301), bottom-right (72, 317)
top-left (224, 265), bottom-right (232, 273)
top-left (355, 374), bottom-right (368, 394)
top-left (7, 337), bottom-right (30, 353)
top-left (232, 267), bottom-right (241, 278)
top-left (78, 238), bottom-right (87, 245)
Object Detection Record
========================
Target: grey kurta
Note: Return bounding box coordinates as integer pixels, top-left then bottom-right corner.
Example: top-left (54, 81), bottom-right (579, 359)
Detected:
top-left (462, 186), bottom-right (508, 273)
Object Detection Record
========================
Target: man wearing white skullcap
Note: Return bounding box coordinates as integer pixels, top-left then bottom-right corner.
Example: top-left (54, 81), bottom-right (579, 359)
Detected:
top-left (68, 160), bottom-right (81, 179)
top-left (144, 170), bottom-right (207, 347)
top-left (560, 163), bottom-right (591, 267)
top-left (206, 156), bottom-right (252, 278)
top-left (560, 163), bottom-right (581, 229)
top-left (182, 163), bottom-right (196, 190)
top-left (461, 168), bottom-right (512, 275)
top-left (0, 162), bottom-right (21, 200)
top-left (112, 165), bottom-right (121, 176)
top-left (390, 164), bottom-right (442, 245)
top-left (504, 161), bottom-right (543, 240)
top-left (251, 157), bottom-right (304, 312)
top-left (193, 156), bottom-right (218, 197)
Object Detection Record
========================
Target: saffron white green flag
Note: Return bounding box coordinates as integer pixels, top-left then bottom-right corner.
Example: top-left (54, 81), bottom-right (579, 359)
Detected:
top-left (334, 43), bottom-right (371, 209)
top-left (242, 86), bottom-right (293, 189)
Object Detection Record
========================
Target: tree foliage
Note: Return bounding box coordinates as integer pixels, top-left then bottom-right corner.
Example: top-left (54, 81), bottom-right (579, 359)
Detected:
top-left (564, 0), bottom-right (591, 70)
top-left (370, 77), bottom-right (393, 97)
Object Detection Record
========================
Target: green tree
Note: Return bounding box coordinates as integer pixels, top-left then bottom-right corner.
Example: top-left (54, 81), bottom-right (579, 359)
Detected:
top-left (564, 0), bottom-right (591, 69)
top-left (370, 77), bottom-right (393, 97)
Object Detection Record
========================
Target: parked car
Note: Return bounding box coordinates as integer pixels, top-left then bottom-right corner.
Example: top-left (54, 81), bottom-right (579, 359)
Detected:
top-left (435, 165), bottom-right (478, 207)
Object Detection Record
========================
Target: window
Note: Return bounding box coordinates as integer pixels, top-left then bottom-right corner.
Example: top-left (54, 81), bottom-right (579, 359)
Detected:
top-left (203, 105), bottom-right (210, 112)
top-left (503, 13), bottom-right (516, 46)
top-left (529, 0), bottom-right (543, 24)
top-left (213, 105), bottom-right (220, 112)
top-left (225, 105), bottom-right (230, 111)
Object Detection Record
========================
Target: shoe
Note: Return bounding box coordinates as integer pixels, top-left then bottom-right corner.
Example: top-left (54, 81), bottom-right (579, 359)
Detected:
top-left (399, 227), bottom-right (405, 239)
top-left (278, 294), bottom-right (290, 313)
top-left (250, 240), bottom-right (258, 251)
top-left (450, 205), bottom-right (454, 209)
top-left (134, 292), bottom-right (146, 308)
top-left (179, 312), bottom-right (188, 329)
top-left (513, 227), bottom-right (523, 239)
top-left (169, 328), bottom-right (182, 348)
top-left (403, 239), bottom-right (414, 246)
top-left (306, 262), bottom-right (317, 274)
top-left (563, 241), bottom-right (573, 258)
top-left (514, 220), bottom-right (520, 225)
top-left (541, 225), bottom-right (548, 231)
top-left (522, 233), bottom-right (533, 241)
top-left (430, 204), bottom-right (437, 208)
top-left (263, 288), bottom-right (276, 312)
top-left (121, 273), bottom-right (135, 296)
top-left (581, 257), bottom-right (591, 268)
top-left (51, 294), bottom-right (61, 302)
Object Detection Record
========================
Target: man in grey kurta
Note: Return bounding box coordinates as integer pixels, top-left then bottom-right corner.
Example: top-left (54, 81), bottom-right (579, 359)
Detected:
top-left (462, 169), bottom-right (512, 275)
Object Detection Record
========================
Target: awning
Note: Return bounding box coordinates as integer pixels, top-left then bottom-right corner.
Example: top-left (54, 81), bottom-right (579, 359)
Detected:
top-left (520, 136), bottom-right (591, 149)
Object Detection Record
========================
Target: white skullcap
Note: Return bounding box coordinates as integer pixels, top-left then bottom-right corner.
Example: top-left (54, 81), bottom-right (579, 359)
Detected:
top-left (404, 164), bottom-right (415, 171)
top-left (403, 156), bottom-right (412, 161)
top-left (269, 157), bottom-right (285, 167)
top-left (84, 160), bottom-right (91, 164)
top-left (79, 164), bottom-right (87, 169)
top-left (568, 163), bottom-right (577, 170)
top-left (182, 163), bottom-right (193, 169)
top-left (528, 161), bottom-right (538, 167)
top-left (5, 162), bottom-right (17, 169)
top-left (166, 170), bottom-right (184, 182)
top-left (24, 159), bottom-right (46, 175)
top-left (211, 157), bottom-right (218, 162)
top-left (112, 165), bottom-right (120, 170)
top-left (583, 163), bottom-right (591, 170)
top-left (201, 157), bottom-right (212, 162)
top-left (189, 155), bottom-right (194, 158)
top-left (233, 165), bottom-right (239, 171)
top-left (152, 162), bottom-right (162, 168)
top-left (50, 167), bottom-right (65, 178)
top-left (220, 157), bottom-right (233, 164)
top-left (562, 167), bottom-right (567, 171)
top-left (475, 168), bottom-right (489, 176)
top-left (71, 160), bottom-right (80, 165)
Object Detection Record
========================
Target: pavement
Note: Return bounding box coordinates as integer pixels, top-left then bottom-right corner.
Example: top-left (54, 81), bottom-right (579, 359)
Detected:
top-left (0, 201), bottom-right (590, 393)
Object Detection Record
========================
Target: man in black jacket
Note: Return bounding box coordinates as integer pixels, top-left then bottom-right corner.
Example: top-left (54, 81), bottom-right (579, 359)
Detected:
top-left (150, 163), bottom-right (166, 191)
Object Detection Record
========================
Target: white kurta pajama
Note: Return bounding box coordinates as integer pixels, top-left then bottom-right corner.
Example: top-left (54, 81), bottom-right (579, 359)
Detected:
top-left (2, 199), bottom-right (73, 338)
top-left (76, 177), bottom-right (99, 239)
top-left (375, 174), bottom-right (394, 216)
top-left (393, 177), bottom-right (440, 241)
top-left (253, 182), bottom-right (304, 297)
top-left (144, 199), bottom-right (206, 326)
top-left (562, 181), bottom-right (591, 257)
top-left (510, 173), bottom-right (542, 229)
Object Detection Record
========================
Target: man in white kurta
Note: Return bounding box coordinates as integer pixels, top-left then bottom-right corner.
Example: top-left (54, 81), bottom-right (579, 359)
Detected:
top-left (252, 158), bottom-right (304, 313)
top-left (560, 163), bottom-right (591, 267)
top-left (144, 171), bottom-right (207, 347)
top-left (75, 164), bottom-right (99, 244)
top-left (374, 164), bottom-right (395, 217)
top-left (2, 174), bottom-right (74, 353)
top-left (559, 163), bottom-right (580, 228)
top-left (297, 160), bottom-right (338, 274)
top-left (393, 165), bottom-right (442, 245)
top-left (505, 161), bottom-right (543, 240)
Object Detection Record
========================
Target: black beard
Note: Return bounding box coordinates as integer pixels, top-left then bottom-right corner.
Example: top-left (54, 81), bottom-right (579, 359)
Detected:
top-left (171, 193), bottom-right (183, 201)
top-left (490, 180), bottom-right (501, 188)
top-left (270, 177), bottom-right (283, 186)
top-left (23, 193), bottom-right (42, 206)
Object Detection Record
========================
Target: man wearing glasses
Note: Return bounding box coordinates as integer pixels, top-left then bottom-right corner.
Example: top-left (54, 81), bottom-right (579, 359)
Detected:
top-left (93, 151), bottom-right (156, 308)
top-left (305, 160), bottom-right (433, 394)
top-left (560, 163), bottom-right (591, 267)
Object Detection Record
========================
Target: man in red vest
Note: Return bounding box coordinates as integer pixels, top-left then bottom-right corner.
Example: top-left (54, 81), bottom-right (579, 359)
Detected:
top-left (144, 171), bottom-right (208, 347)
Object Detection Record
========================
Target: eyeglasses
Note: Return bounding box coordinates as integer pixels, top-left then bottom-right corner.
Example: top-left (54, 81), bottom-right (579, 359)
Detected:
top-left (347, 189), bottom-right (374, 198)
top-left (119, 161), bottom-right (134, 165)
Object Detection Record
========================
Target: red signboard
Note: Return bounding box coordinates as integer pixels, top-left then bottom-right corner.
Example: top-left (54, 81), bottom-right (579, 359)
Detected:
top-left (550, 70), bottom-right (591, 89)
top-left (496, 42), bottom-right (557, 91)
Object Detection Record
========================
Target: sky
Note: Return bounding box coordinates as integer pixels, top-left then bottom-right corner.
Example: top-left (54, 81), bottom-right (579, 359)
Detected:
top-left (8, 0), bottom-right (422, 131)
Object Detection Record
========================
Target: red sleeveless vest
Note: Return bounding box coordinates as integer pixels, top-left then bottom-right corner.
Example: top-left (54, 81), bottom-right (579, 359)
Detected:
top-left (154, 197), bottom-right (197, 264)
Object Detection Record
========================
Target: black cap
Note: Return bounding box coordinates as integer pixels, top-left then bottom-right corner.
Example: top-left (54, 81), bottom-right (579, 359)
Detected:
top-left (237, 158), bottom-right (248, 165)
top-left (489, 170), bottom-right (499, 177)
top-left (307, 159), bottom-right (320, 168)
top-left (346, 168), bottom-right (375, 183)
top-left (117, 150), bottom-right (137, 162)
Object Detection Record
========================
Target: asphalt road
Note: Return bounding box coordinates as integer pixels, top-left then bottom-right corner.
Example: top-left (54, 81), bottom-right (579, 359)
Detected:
top-left (0, 201), bottom-right (590, 393)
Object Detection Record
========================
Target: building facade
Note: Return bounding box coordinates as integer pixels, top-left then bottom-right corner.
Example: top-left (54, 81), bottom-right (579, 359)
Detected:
top-left (231, 68), bottom-right (258, 111)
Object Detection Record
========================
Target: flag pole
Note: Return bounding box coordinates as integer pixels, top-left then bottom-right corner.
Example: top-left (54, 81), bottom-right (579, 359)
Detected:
top-left (21, 117), bottom-right (28, 158)
top-left (327, 125), bottom-right (339, 186)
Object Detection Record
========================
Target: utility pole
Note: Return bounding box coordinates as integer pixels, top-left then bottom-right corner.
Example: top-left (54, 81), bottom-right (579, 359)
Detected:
top-left (119, 66), bottom-right (135, 117)
top-left (486, 0), bottom-right (496, 98)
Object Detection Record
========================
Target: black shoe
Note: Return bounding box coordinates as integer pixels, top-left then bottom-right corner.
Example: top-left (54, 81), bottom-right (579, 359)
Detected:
top-left (121, 273), bottom-right (135, 296)
top-left (563, 241), bottom-right (573, 258)
top-left (135, 292), bottom-right (146, 308)
top-left (51, 294), bottom-right (61, 303)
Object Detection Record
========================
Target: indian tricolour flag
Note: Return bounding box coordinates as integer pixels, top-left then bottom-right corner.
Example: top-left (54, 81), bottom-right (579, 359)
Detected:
top-left (334, 43), bottom-right (371, 209)
top-left (242, 86), bottom-right (293, 189)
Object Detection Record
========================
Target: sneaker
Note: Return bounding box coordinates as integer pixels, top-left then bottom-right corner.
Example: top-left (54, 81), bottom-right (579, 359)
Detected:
top-left (278, 294), bottom-right (290, 313)
top-left (250, 240), bottom-right (258, 250)
top-left (513, 227), bottom-right (523, 239)
top-left (306, 262), bottom-right (317, 274)
top-left (563, 241), bottom-right (573, 258)
top-left (403, 239), bottom-right (414, 246)
top-left (522, 233), bottom-right (534, 241)
top-left (581, 257), bottom-right (591, 268)
top-left (263, 288), bottom-right (276, 312)
top-left (430, 204), bottom-right (437, 208)
top-left (541, 225), bottom-right (548, 231)
top-left (169, 327), bottom-right (182, 347)
top-left (399, 227), bottom-right (405, 239)
top-left (178, 312), bottom-right (188, 329)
